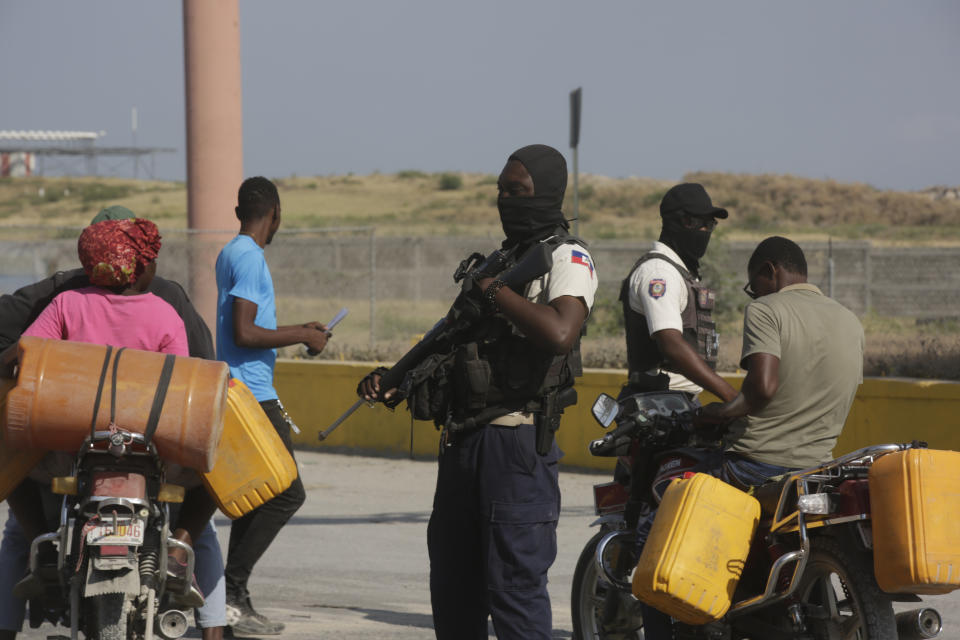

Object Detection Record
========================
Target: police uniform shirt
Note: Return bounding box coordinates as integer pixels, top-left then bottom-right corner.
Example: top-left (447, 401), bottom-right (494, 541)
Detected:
top-left (491, 240), bottom-right (597, 423)
top-left (627, 241), bottom-right (701, 395)
top-left (524, 240), bottom-right (598, 311)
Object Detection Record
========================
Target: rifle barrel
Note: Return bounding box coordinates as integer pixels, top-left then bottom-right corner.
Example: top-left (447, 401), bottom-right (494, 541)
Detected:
top-left (319, 398), bottom-right (365, 440)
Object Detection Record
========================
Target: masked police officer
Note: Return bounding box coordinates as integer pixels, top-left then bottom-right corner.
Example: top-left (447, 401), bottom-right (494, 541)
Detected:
top-left (620, 183), bottom-right (738, 639)
top-left (359, 144), bottom-right (597, 640)
top-left (620, 183), bottom-right (737, 402)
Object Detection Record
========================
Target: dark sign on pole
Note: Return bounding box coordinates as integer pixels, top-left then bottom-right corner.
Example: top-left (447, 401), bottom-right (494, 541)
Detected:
top-left (570, 87), bottom-right (582, 149)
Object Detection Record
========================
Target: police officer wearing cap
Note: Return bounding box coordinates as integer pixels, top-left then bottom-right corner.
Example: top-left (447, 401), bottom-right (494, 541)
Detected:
top-left (620, 183), bottom-right (738, 639)
top-left (620, 183), bottom-right (737, 402)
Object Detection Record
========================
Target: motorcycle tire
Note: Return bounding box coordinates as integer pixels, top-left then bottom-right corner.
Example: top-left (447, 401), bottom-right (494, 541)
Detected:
top-left (571, 529), bottom-right (644, 640)
top-left (794, 535), bottom-right (896, 640)
top-left (84, 578), bottom-right (129, 640)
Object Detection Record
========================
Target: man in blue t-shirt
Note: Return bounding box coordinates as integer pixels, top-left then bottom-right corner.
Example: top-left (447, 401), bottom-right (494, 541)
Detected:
top-left (215, 177), bottom-right (328, 636)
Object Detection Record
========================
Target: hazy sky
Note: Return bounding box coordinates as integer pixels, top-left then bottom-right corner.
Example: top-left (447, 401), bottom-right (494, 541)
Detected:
top-left (2, 1), bottom-right (958, 190)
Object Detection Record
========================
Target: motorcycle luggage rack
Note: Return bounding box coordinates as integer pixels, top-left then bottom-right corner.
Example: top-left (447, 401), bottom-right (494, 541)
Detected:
top-left (80, 495), bottom-right (151, 515)
top-left (729, 444), bottom-right (908, 616)
top-left (76, 431), bottom-right (164, 474)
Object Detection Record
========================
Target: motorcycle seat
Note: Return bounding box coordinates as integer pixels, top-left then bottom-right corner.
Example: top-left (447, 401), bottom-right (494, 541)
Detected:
top-left (751, 476), bottom-right (792, 519)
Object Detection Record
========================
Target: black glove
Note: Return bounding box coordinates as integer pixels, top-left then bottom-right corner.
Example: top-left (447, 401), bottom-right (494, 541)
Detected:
top-left (357, 366), bottom-right (390, 400)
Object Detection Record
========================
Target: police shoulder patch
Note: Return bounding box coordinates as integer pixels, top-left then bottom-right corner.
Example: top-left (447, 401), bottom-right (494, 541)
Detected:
top-left (648, 279), bottom-right (666, 299)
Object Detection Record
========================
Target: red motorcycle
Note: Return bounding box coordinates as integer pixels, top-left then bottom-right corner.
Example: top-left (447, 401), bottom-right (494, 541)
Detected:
top-left (18, 428), bottom-right (200, 640)
top-left (570, 390), bottom-right (946, 640)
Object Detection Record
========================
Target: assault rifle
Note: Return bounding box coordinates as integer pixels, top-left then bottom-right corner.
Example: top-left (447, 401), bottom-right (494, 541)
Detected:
top-left (319, 240), bottom-right (556, 440)
top-left (376, 240), bottom-right (555, 397)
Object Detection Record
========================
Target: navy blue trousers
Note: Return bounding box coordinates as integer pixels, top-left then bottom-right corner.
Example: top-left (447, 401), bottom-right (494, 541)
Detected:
top-left (428, 423), bottom-right (560, 640)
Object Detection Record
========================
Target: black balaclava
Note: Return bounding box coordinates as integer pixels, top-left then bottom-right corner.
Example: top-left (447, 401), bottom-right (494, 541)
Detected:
top-left (497, 144), bottom-right (569, 248)
top-left (659, 217), bottom-right (711, 276)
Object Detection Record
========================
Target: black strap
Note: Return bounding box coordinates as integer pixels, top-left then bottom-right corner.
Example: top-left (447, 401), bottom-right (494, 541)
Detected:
top-left (89, 345), bottom-right (114, 438)
top-left (631, 252), bottom-right (694, 282)
top-left (143, 354), bottom-right (176, 444)
top-left (109, 347), bottom-right (127, 425)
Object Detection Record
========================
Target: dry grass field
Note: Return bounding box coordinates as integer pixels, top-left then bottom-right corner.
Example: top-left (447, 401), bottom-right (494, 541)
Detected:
top-left (2, 171), bottom-right (959, 379)
top-left (3, 170), bottom-right (959, 242)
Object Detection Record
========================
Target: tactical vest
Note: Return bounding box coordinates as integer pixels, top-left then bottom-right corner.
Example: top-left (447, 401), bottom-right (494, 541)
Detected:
top-left (619, 252), bottom-right (718, 381)
top-left (407, 234), bottom-right (587, 431)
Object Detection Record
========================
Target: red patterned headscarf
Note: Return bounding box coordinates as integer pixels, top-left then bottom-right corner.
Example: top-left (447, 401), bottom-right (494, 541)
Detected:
top-left (78, 218), bottom-right (162, 287)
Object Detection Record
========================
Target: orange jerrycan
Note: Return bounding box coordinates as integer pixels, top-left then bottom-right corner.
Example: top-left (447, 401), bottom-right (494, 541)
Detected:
top-left (2, 337), bottom-right (228, 472)
top-left (202, 379), bottom-right (298, 519)
top-left (0, 376), bottom-right (46, 503)
top-left (870, 448), bottom-right (960, 594)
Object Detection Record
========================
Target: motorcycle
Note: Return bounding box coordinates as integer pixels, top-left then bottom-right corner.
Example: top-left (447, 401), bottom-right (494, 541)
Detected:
top-left (17, 427), bottom-right (200, 640)
top-left (571, 390), bottom-right (944, 640)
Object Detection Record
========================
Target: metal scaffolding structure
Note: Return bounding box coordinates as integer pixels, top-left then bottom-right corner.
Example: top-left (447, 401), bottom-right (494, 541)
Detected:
top-left (0, 130), bottom-right (175, 178)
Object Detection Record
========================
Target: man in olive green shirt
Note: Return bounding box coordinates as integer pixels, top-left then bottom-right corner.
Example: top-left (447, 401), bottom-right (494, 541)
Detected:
top-left (700, 235), bottom-right (864, 469)
top-left (638, 235), bottom-right (865, 640)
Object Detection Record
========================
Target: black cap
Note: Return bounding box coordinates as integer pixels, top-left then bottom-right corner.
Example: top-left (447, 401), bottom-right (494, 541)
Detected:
top-left (660, 183), bottom-right (728, 219)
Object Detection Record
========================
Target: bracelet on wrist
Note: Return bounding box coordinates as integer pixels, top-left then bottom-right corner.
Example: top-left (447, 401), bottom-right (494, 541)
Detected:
top-left (482, 279), bottom-right (507, 314)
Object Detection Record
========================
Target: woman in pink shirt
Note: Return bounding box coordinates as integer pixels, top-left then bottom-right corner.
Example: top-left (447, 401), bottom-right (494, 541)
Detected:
top-left (19, 218), bottom-right (211, 609)
top-left (24, 217), bottom-right (188, 355)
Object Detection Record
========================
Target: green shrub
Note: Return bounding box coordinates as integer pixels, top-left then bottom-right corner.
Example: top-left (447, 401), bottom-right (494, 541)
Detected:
top-left (641, 189), bottom-right (668, 208)
top-left (397, 170), bottom-right (428, 179)
top-left (578, 184), bottom-right (596, 200)
top-left (437, 173), bottom-right (463, 191)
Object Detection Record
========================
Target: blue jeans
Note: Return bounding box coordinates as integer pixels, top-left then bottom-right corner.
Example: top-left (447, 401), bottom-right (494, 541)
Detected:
top-left (0, 512), bottom-right (225, 631)
top-left (636, 451), bottom-right (797, 640)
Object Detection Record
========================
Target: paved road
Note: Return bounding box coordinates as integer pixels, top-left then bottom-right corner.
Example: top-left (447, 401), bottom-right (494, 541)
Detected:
top-left (4, 449), bottom-right (959, 638)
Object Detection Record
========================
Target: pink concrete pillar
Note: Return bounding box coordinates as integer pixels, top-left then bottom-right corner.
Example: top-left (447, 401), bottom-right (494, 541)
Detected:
top-left (183, 0), bottom-right (244, 332)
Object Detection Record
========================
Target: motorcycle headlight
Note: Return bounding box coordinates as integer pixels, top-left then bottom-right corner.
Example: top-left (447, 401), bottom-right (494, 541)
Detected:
top-left (797, 493), bottom-right (837, 515)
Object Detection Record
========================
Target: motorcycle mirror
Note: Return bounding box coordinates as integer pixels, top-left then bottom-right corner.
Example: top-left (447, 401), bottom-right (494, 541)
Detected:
top-left (591, 393), bottom-right (620, 428)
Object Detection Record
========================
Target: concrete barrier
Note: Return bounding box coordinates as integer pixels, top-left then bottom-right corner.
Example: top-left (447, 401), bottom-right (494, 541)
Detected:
top-left (279, 360), bottom-right (960, 471)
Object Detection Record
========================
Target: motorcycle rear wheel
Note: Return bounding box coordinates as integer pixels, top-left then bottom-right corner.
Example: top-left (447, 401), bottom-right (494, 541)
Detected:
top-left (571, 529), bottom-right (644, 640)
top-left (83, 568), bottom-right (130, 640)
top-left (795, 536), bottom-right (896, 640)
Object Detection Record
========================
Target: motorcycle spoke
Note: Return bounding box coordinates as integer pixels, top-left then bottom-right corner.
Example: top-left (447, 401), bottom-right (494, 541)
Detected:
top-left (840, 614), bottom-right (864, 640)
top-left (796, 538), bottom-right (895, 640)
top-left (817, 575), bottom-right (842, 621)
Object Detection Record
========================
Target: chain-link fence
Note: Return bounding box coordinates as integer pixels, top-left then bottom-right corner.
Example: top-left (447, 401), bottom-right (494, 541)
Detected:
top-left (2, 226), bottom-right (959, 358)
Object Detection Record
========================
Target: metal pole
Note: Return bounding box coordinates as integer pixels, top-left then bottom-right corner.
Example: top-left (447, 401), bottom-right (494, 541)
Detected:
top-left (132, 106), bottom-right (138, 179)
top-left (569, 87), bottom-right (582, 237)
top-left (414, 238), bottom-right (422, 302)
top-left (183, 0), bottom-right (244, 329)
top-left (864, 245), bottom-right (872, 314)
top-left (369, 228), bottom-right (376, 350)
top-left (828, 237), bottom-right (834, 298)
top-left (572, 147), bottom-right (579, 237)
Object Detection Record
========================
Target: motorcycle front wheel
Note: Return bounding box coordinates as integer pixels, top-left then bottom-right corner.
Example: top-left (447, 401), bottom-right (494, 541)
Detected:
top-left (571, 529), bottom-right (644, 640)
top-left (795, 536), bottom-right (896, 640)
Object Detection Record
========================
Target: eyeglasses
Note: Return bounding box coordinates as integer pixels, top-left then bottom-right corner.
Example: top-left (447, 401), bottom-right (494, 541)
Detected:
top-left (680, 214), bottom-right (718, 232)
top-left (743, 280), bottom-right (760, 300)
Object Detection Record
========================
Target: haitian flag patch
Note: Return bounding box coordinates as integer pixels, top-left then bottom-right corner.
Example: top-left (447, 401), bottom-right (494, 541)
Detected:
top-left (648, 279), bottom-right (666, 298)
top-left (571, 249), bottom-right (594, 277)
